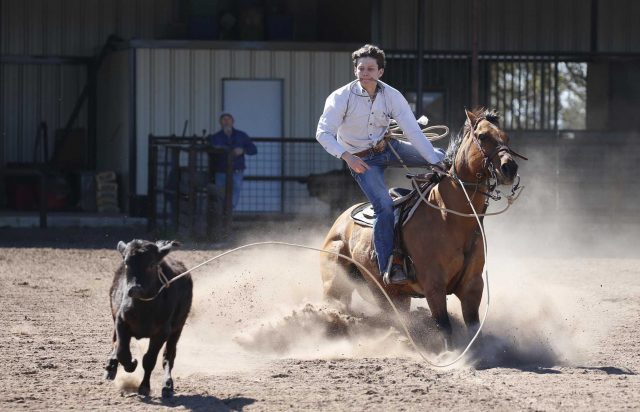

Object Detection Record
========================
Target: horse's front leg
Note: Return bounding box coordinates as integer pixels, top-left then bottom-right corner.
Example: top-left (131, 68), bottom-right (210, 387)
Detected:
top-left (458, 276), bottom-right (484, 339)
top-left (455, 241), bottom-right (485, 340)
top-left (424, 288), bottom-right (453, 351)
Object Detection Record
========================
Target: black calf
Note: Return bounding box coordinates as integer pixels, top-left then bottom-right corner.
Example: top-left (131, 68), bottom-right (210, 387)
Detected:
top-left (104, 239), bottom-right (192, 398)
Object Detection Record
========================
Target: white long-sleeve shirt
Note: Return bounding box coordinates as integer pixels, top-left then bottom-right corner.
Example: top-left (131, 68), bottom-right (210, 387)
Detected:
top-left (316, 80), bottom-right (440, 164)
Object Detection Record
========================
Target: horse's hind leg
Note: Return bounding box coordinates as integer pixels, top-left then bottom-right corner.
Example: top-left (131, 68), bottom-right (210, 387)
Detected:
top-left (320, 240), bottom-right (355, 312)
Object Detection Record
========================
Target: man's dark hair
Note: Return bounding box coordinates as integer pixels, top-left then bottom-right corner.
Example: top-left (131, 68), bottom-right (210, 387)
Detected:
top-left (219, 112), bottom-right (234, 121)
top-left (352, 44), bottom-right (385, 69)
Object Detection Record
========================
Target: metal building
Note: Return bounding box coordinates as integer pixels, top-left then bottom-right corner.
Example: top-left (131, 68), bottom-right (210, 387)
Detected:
top-left (1, 0), bottom-right (639, 225)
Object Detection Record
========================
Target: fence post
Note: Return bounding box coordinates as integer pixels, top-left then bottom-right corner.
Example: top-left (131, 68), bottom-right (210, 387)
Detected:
top-left (170, 147), bottom-right (180, 232)
top-left (188, 147), bottom-right (197, 237)
top-left (147, 136), bottom-right (157, 232)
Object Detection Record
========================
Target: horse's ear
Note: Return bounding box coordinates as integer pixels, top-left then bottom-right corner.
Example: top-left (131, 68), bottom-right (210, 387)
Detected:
top-left (465, 109), bottom-right (477, 128)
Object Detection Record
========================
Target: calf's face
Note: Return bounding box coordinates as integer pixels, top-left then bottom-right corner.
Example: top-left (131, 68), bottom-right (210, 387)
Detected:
top-left (117, 239), bottom-right (178, 299)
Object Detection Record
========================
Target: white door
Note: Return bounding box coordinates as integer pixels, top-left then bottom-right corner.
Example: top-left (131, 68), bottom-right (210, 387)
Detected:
top-left (222, 79), bottom-right (283, 212)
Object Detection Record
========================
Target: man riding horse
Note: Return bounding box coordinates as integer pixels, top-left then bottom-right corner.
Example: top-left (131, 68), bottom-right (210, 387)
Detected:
top-left (316, 44), bottom-right (446, 285)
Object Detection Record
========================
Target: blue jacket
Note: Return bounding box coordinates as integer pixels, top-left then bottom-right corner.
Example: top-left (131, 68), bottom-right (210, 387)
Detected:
top-left (207, 128), bottom-right (257, 172)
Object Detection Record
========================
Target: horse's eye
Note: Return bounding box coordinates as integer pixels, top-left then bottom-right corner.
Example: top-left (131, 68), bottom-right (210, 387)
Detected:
top-left (478, 133), bottom-right (487, 140)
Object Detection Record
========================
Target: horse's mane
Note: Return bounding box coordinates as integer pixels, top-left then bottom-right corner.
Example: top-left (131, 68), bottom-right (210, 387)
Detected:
top-left (444, 108), bottom-right (501, 165)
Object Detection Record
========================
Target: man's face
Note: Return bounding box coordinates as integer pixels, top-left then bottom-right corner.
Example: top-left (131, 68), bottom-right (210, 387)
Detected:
top-left (220, 115), bottom-right (234, 129)
top-left (354, 57), bottom-right (384, 85)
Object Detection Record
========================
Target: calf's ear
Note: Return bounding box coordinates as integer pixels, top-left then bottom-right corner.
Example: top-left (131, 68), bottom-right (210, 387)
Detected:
top-left (156, 240), bottom-right (180, 259)
top-left (117, 241), bottom-right (127, 257)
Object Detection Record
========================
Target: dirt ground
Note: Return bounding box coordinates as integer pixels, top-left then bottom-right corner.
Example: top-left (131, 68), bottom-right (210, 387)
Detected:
top-left (0, 218), bottom-right (639, 411)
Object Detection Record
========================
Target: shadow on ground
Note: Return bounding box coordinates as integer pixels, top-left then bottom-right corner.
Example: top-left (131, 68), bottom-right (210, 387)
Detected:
top-left (143, 394), bottom-right (256, 411)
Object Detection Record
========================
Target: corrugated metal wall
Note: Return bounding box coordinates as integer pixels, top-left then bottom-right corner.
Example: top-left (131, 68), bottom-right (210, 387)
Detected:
top-left (380, 0), bottom-right (638, 53)
top-left (2, 0), bottom-right (637, 55)
top-left (0, 62), bottom-right (87, 165)
top-left (96, 49), bottom-right (131, 203)
top-left (598, 0), bottom-right (640, 53)
top-left (134, 48), bottom-right (352, 195)
top-left (0, 0), bottom-right (173, 166)
top-left (0, 0), bottom-right (174, 56)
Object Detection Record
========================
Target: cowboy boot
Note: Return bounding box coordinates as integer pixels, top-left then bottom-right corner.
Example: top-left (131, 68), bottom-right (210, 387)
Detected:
top-left (383, 264), bottom-right (410, 285)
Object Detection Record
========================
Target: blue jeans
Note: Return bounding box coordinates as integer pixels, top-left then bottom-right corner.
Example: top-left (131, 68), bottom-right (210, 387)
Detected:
top-left (215, 171), bottom-right (244, 210)
top-left (349, 139), bottom-right (446, 274)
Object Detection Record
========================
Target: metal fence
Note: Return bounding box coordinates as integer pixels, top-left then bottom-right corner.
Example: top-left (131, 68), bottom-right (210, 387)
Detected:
top-left (147, 135), bottom-right (345, 237)
top-left (148, 130), bottom-right (640, 238)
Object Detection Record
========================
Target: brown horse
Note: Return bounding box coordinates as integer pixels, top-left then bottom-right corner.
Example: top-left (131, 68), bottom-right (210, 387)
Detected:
top-left (320, 108), bottom-right (525, 347)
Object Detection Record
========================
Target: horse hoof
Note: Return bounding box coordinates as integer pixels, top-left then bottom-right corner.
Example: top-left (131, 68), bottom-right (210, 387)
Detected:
top-left (138, 384), bottom-right (150, 397)
top-left (162, 386), bottom-right (174, 398)
top-left (123, 359), bottom-right (138, 373)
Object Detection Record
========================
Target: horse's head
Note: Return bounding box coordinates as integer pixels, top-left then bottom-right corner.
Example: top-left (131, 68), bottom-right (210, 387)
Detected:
top-left (454, 108), bottom-right (527, 185)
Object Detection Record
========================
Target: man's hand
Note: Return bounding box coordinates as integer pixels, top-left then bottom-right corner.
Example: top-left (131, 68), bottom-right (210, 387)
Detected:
top-left (232, 147), bottom-right (244, 156)
top-left (341, 152), bottom-right (370, 174)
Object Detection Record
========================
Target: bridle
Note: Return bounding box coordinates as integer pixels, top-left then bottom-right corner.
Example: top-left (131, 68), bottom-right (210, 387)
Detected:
top-left (451, 118), bottom-right (528, 202)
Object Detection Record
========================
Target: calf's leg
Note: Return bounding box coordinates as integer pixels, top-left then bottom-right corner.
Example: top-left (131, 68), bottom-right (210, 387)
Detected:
top-left (138, 335), bottom-right (165, 396)
top-left (104, 329), bottom-right (119, 380)
top-left (115, 319), bottom-right (138, 373)
top-left (161, 327), bottom-right (184, 398)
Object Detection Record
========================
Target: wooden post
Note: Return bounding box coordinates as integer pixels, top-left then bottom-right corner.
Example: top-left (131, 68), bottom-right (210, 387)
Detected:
top-left (224, 152), bottom-right (234, 233)
top-left (38, 170), bottom-right (47, 228)
top-left (188, 147), bottom-right (197, 237)
top-left (170, 147), bottom-right (180, 232)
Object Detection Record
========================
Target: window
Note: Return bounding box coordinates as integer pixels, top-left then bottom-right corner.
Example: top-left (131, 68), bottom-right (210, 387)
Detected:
top-left (488, 60), bottom-right (587, 130)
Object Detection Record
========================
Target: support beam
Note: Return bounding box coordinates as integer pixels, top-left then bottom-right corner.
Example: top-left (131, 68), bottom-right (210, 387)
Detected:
top-left (416, 0), bottom-right (425, 117)
top-left (471, 0), bottom-right (480, 107)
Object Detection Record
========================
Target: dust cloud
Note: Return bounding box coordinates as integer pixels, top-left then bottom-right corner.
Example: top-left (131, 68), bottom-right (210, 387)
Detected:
top-left (174, 237), bottom-right (418, 379)
top-left (152, 144), bottom-right (638, 379)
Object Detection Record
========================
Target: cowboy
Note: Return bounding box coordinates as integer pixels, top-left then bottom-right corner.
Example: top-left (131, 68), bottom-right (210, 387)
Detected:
top-left (316, 44), bottom-right (445, 285)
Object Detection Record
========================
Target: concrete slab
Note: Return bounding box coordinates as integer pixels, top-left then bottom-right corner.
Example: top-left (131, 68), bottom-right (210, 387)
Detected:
top-left (0, 212), bottom-right (146, 228)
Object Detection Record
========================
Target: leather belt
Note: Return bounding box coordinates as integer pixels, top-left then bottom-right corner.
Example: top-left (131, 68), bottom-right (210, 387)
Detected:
top-left (352, 137), bottom-right (389, 158)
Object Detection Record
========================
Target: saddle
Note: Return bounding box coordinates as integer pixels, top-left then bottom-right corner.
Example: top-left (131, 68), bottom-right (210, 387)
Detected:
top-left (350, 172), bottom-right (439, 229)
top-left (349, 173), bottom-right (441, 287)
